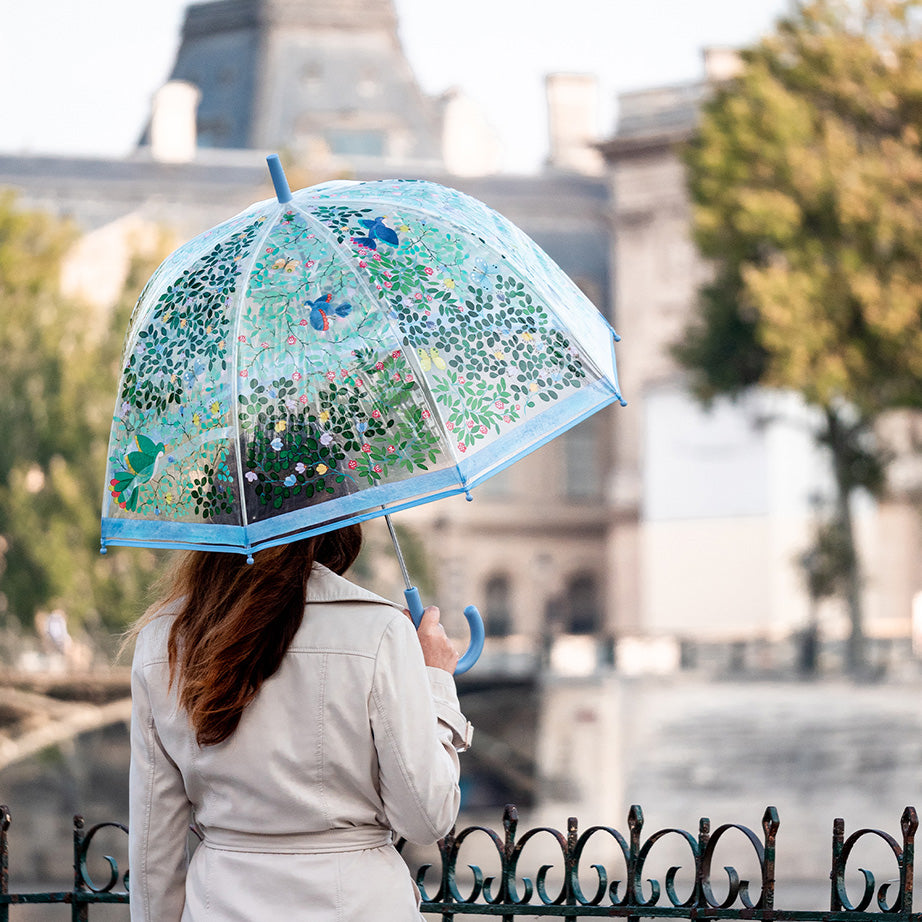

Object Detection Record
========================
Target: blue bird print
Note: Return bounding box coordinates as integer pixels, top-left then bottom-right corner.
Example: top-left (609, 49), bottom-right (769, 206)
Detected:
top-left (306, 294), bottom-right (353, 331)
top-left (351, 216), bottom-right (399, 250)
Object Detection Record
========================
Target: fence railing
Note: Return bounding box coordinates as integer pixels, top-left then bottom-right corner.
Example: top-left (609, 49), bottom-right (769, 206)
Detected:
top-left (0, 802), bottom-right (918, 920)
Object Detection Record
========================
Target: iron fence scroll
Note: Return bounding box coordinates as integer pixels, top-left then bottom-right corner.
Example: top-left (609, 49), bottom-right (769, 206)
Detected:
top-left (0, 802), bottom-right (918, 919)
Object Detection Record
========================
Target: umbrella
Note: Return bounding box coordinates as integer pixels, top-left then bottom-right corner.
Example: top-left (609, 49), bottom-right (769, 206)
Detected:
top-left (101, 155), bottom-right (626, 673)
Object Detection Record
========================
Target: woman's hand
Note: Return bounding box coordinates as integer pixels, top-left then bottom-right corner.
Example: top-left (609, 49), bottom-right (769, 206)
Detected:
top-left (405, 606), bottom-right (459, 674)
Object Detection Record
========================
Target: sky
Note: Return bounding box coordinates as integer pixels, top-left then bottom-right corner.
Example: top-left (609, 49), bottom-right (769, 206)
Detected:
top-left (0, 0), bottom-right (792, 173)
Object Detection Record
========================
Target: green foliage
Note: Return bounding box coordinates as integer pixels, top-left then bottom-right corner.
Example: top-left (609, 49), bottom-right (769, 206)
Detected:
top-left (678, 0), bottom-right (922, 670)
top-left (681, 0), bottom-right (922, 413)
top-left (0, 192), bottom-right (167, 634)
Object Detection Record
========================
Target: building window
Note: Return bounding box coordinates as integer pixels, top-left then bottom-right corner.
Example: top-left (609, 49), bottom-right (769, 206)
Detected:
top-left (565, 573), bottom-right (599, 635)
top-left (484, 574), bottom-right (513, 637)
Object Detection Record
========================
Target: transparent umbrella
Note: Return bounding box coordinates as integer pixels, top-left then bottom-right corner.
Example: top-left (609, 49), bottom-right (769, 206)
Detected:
top-left (101, 156), bottom-right (625, 672)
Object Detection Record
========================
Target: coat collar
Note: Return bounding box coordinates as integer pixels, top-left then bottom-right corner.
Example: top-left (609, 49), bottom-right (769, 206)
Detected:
top-left (305, 563), bottom-right (403, 611)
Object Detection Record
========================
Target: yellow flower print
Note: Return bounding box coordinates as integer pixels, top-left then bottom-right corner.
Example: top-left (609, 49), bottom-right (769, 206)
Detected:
top-left (319, 411), bottom-right (330, 423)
top-left (164, 492), bottom-right (174, 505)
top-left (493, 349), bottom-right (505, 361)
top-left (192, 412), bottom-right (201, 426)
top-left (442, 278), bottom-right (455, 290)
top-left (275, 420), bottom-right (287, 433)
top-left (210, 401), bottom-right (221, 416)
top-left (529, 382), bottom-right (539, 393)
top-left (315, 463), bottom-right (328, 475)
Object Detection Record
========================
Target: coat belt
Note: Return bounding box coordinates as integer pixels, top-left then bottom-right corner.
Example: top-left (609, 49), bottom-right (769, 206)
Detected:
top-left (199, 824), bottom-right (394, 854)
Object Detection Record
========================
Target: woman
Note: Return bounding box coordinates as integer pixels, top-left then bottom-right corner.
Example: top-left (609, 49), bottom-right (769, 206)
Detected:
top-left (128, 523), bottom-right (471, 921)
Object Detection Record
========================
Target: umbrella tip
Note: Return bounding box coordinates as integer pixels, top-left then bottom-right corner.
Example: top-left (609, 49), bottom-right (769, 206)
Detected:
top-left (266, 154), bottom-right (293, 204)
top-left (246, 553), bottom-right (255, 565)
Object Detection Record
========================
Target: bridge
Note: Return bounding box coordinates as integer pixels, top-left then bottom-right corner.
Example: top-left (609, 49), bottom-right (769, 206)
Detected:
top-left (0, 671), bottom-right (131, 772)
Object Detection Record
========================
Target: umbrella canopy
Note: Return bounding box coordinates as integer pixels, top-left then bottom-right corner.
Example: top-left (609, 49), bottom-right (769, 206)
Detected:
top-left (101, 163), bottom-right (625, 560)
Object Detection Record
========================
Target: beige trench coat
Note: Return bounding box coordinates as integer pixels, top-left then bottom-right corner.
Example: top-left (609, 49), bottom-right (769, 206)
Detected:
top-left (128, 564), bottom-right (472, 922)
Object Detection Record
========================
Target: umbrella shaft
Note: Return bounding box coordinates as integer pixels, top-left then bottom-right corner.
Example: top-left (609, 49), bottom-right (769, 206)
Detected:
top-left (384, 514), bottom-right (413, 591)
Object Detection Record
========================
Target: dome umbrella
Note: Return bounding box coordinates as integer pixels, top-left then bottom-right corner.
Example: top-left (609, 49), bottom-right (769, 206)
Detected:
top-left (101, 156), bottom-right (626, 673)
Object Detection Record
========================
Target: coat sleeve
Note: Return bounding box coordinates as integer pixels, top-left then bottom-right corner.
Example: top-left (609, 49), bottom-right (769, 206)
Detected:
top-left (128, 656), bottom-right (191, 922)
top-left (369, 613), bottom-right (471, 845)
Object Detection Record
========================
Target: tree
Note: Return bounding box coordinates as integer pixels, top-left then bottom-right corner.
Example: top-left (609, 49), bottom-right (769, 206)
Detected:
top-left (677, 0), bottom-right (922, 673)
top-left (0, 192), bottom-right (166, 644)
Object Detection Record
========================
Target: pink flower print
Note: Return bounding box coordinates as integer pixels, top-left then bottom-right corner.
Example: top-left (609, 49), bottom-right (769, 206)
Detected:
top-left (383, 281), bottom-right (392, 289)
top-left (305, 259), bottom-right (314, 268)
top-left (292, 372), bottom-right (302, 381)
top-left (446, 421), bottom-right (455, 431)
top-left (503, 414), bottom-right (511, 423)
top-left (426, 295), bottom-right (433, 302)
top-left (358, 260), bottom-right (367, 268)
top-left (458, 376), bottom-right (466, 385)
top-left (260, 342), bottom-right (270, 348)
top-left (287, 335), bottom-right (297, 345)
top-left (458, 442), bottom-right (467, 453)
top-left (361, 443), bottom-right (372, 453)
top-left (375, 361), bottom-right (385, 370)
top-left (495, 400), bottom-right (505, 410)
top-left (239, 369), bottom-right (249, 377)
top-left (348, 459), bottom-right (358, 470)
top-left (421, 409), bottom-right (431, 419)
top-left (479, 425), bottom-right (488, 434)
top-left (306, 234), bottom-right (315, 240)
top-left (391, 350), bottom-right (401, 359)
top-left (299, 395), bottom-right (309, 404)
top-left (237, 334), bottom-right (247, 342)
top-left (383, 271), bottom-right (392, 278)
top-left (387, 445), bottom-right (396, 453)
top-left (299, 319), bottom-right (308, 326)
top-left (326, 371), bottom-right (336, 382)
top-left (466, 420), bottom-right (475, 429)
top-left (393, 373), bottom-right (401, 382)
top-left (424, 267), bottom-right (434, 276)
top-left (414, 292), bottom-right (422, 300)
top-left (375, 284), bottom-right (382, 291)
top-left (356, 379), bottom-right (364, 388)
top-left (373, 463), bottom-right (383, 473)
top-left (405, 374), bottom-right (414, 383)
top-left (371, 409), bottom-right (382, 419)
top-left (373, 253), bottom-right (382, 261)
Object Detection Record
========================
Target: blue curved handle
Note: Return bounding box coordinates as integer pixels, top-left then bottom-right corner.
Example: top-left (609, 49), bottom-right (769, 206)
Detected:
top-left (455, 605), bottom-right (485, 675)
top-left (403, 588), bottom-right (484, 675)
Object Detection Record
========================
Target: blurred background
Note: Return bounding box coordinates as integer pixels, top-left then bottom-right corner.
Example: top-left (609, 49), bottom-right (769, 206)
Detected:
top-left (2, 0), bottom-right (922, 913)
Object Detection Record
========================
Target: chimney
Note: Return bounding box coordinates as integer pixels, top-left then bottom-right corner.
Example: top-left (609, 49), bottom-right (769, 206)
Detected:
top-left (150, 80), bottom-right (201, 163)
top-left (545, 73), bottom-right (603, 175)
top-left (441, 89), bottom-right (502, 177)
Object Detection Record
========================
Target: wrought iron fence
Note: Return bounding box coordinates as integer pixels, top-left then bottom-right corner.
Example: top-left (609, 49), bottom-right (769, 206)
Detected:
top-left (0, 801), bottom-right (917, 920)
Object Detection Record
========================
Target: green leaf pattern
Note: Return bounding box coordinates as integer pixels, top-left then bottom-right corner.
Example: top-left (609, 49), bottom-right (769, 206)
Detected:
top-left (107, 181), bottom-right (593, 527)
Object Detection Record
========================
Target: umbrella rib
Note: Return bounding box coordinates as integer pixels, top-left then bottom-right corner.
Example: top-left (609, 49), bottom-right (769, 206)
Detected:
top-left (228, 206), bottom-right (283, 558)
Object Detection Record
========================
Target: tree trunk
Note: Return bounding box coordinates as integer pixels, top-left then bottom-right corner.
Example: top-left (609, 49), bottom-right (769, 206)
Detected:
top-left (825, 408), bottom-right (865, 676)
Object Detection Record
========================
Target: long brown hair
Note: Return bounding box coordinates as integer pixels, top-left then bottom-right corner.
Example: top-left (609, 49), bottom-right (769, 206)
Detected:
top-left (141, 525), bottom-right (362, 746)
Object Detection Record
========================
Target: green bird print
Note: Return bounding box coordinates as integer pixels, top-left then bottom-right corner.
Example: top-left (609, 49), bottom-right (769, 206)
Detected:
top-left (109, 434), bottom-right (165, 512)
